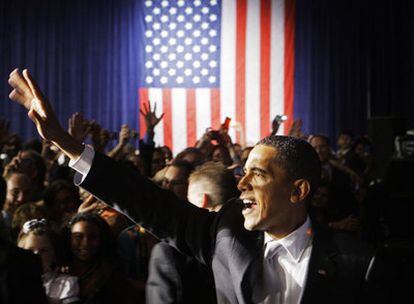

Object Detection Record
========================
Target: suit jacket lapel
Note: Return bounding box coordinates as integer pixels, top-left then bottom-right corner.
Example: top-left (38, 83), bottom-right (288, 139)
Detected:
top-left (301, 226), bottom-right (338, 303)
top-left (228, 231), bottom-right (263, 304)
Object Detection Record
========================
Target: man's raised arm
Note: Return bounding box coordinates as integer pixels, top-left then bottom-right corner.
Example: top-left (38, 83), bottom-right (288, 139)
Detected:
top-left (8, 69), bottom-right (84, 160)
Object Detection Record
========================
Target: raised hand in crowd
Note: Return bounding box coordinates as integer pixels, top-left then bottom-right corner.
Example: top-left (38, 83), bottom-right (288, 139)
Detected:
top-left (107, 124), bottom-right (132, 158)
top-left (2, 152), bottom-right (20, 177)
top-left (68, 112), bottom-right (91, 143)
top-left (89, 120), bottom-right (112, 153)
top-left (9, 69), bottom-right (65, 141)
top-left (8, 69), bottom-right (84, 160)
top-left (140, 101), bottom-right (164, 140)
top-left (289, 118), bottom-right (305, 138)
top-left (78, 194), bottom-right (109, 214)
top-left (40, 140), bottom-right (60, 165)
top-left (2, 151), bottom-right (29, 177)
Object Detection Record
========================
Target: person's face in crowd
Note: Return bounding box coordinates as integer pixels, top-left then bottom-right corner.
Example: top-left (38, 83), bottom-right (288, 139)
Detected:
top-left (310, 137), bottom-right (331, 164)
top-left (18, 233), bottom-right (55, 273)
top-left (238, 145), bottom-right (295, 234)
top-left (354, 143), bottom-right (365, 158)
top-left (152, 150), bottom-right (166, 176)
top-left (212, 146), bottom-right (232, 166)
top-left (51, 189), bottom-right (79, 221)
top-left (162, 166), bottom-right (189, 201)
top-left (337, 134), bottom-right (352, 150)
top-left (70, 221), bottom-right (101, 262)
top-left (4, 173), bottom-right (31, 213)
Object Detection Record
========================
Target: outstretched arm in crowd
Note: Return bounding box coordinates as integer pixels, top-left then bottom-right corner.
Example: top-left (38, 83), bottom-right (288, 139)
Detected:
top-left (8, 68), bottom-right (215, 263)
top-left (8, 69), bottom-right (84, 161)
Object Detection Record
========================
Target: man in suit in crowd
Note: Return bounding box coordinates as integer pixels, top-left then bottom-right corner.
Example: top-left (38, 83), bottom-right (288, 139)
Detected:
top-left (147, 161), bottom-right (238, 303)
top-left (8, 69), bottom-right (388, 303)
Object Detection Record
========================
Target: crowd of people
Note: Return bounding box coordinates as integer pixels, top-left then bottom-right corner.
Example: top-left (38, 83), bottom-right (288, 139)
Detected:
top-left (0, 69), bottom-right (397, 303)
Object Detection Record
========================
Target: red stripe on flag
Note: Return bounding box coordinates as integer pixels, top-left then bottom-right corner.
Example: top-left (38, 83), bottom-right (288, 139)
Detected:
top-left (187, 89), bottom-right (196, 147)
top-left (260, 0), bottom-right (272, 139)
top-left (236, 0), bottom-right (247, 144)
top-left (163, 89), bottom-right (173, 151)
top-left (211, 88), bottom-right (221, 130)
top-left (284, 0), bottom-right (296, 134)
top-left (139, 88), bottom-right (148, 136)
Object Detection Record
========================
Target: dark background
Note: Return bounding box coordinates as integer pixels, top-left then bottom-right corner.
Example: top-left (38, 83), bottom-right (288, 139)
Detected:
top-left (1, 0), bottom-right (413, 144)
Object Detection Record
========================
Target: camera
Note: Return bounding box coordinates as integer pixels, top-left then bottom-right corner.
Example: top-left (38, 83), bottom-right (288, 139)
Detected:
top-left (275, 115), bottom-right (288, 124)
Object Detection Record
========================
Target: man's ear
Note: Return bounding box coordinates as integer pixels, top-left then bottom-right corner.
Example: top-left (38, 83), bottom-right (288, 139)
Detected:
top-left (290, 179), bottom-right (311, 203)
top-left (201, 193), bottom-right (210, 209)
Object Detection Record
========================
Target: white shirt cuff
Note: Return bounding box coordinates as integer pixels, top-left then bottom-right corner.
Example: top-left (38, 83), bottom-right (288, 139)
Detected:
top-left (68, 144), bottom-right (95, 185)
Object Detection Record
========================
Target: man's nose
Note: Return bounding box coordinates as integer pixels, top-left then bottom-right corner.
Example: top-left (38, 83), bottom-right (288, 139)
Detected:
top-left (81, 236), bottom-right (91, 247)
top-left (237, 174), bottom-right (252, 192)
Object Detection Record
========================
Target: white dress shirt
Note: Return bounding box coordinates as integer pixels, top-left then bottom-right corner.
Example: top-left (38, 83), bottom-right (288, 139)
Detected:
top-left (68, 144), bottom-right (95, 184)
top-left (255, 217), bottom-right (313, 304)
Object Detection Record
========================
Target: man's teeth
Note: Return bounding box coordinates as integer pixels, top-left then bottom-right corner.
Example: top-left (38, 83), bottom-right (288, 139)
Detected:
top-left (243, 199), bottom-right (256, 208)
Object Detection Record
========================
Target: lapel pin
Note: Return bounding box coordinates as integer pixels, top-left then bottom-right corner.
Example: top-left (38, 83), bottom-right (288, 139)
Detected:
top-left (317, 269), bottom-right (327, 276)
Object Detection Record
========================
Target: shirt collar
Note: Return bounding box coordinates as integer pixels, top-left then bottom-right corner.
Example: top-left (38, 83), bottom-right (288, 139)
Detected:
top-left (264, 216), bottom-right (312, 263)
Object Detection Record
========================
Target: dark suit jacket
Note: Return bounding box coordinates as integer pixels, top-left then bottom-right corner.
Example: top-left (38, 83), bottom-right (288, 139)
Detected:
top-left (0, 237), bottom-right (47, 304)
top-left (147, 242), bottom-right (216, 304)
top-left (78, 152), bottom-right (388, 303)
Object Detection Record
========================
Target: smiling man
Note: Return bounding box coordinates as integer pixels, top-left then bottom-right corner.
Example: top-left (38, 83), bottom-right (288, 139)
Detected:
top-left (8, 69), bottom-right (388, 303)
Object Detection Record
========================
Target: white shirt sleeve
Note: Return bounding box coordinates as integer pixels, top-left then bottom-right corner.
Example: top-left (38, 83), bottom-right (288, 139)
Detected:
top-left (68, 144), bottom-right (95, 185)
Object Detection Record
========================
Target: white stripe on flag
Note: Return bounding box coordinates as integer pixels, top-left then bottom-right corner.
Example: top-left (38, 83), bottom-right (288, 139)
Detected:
top-left (171, 88), bottom-right (187, 155)
top-left (148, 88), bottom-right (164, 146)
top-left (245, 0), bottom-right (261, 146)
top-left (196, 88), bottom-right (212, 140)
top-left (220, 0), bottom-right (237, 141)
top-left (270, 0), bottom-right (286, 135)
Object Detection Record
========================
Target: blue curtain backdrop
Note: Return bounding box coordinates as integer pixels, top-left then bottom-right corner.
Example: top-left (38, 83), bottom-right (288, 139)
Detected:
top-left (0, 0), bottom-right (143, 140)
top-left (1, 0), bottom-right (414, 143)
top-left (294, 0), bottom-right (414, 139)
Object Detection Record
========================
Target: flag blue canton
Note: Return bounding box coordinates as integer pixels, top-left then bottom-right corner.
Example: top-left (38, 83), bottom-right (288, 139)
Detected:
top-left (143, 0), bottom-right (221, 88)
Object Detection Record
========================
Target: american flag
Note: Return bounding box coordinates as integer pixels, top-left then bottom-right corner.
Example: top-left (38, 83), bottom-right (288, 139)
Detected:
top-left (138, 0), bottom-right (295, 155)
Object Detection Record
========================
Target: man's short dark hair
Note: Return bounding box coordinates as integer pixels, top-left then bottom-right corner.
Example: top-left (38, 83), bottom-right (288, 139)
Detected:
top-left (257, 135), bottom-right (321, 200)
top-left (170, 160), bottom-right (195, 178)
